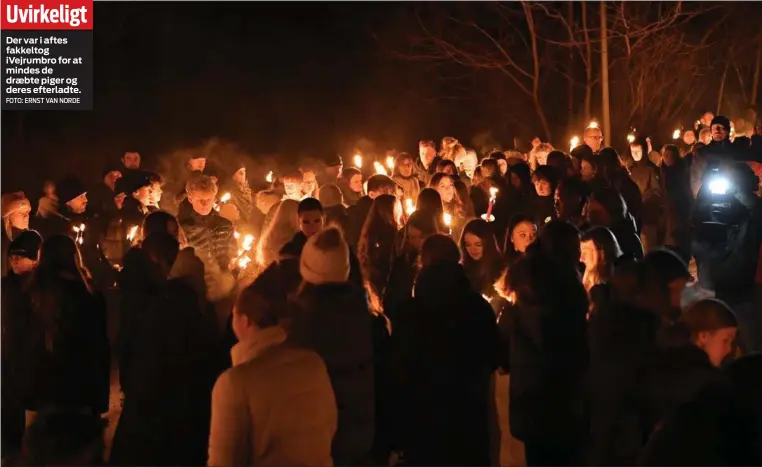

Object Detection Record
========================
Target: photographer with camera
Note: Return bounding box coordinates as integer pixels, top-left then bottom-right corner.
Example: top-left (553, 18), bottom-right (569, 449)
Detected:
top-left (691, 149), bottom-right (762, 353)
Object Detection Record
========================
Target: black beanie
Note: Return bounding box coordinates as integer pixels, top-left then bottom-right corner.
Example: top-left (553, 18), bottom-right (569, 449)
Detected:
top-left (101, 162), bottom-right (123, 180)
top-left (57, 175), bottom-right (87, 204)
top-left (8, 229), bottom-right (43, 260)
top-left (710, 115), bottom-right (731, 130)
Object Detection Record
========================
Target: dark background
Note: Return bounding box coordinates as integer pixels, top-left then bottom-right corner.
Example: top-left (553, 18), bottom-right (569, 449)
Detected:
top-left (2, 2), bottom-right (759, 197)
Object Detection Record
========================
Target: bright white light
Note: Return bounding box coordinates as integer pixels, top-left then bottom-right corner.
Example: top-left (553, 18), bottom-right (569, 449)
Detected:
top-left (353, 154), bottom-right (363, 168)
top-left (587, 121), bottom-right (599, 129)
top-left (708, 177), bottom-right (729, 195)
top-left (220, 192), bottom-right (231, 203)
top-left (673, 129), bottom-right (681, 140)
top-left (265, 171), bottom-right (273, 183)
top-left (627, 134), bottom-right (635, 143)
top-left (443, 212), bottom-right (452, 226)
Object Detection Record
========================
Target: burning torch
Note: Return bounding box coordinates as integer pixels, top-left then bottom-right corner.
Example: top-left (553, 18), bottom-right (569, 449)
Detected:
top-left (72, 223), bottom-right (85, 245)
top-left (569, 136), bottom-right (580, 153)
top-left (373, 161), bottom-right (388, 176)
top-left (353, 154), bottom-right (363, 169)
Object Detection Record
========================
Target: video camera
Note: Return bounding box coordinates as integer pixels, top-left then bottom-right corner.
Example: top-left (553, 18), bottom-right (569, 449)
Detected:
top-left (693, 160), bottom-right (759, 243)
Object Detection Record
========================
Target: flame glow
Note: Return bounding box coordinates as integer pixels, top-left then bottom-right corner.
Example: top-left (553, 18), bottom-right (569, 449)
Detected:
top-left (385, 156), bottom-right (395, 171)
top-left (265, 171), bottom-right (273, 183)
top-left (569, 136), bottom-right (580, 152)
top-left (627, 134), bottom-right (635, 143)
top-left (405, 198), bottom-right (415, 215)
top-left (374, 161), bottom-right (388, 175)
top-left (587, 121), bottom-right (599, 129)
top-left (126, 225), bottom-right (139, 242)
top-left (443, 212), bottom-right (452, 227)
top-left (220, 192), bottom-right (231, 203)
top-left (489, 187), bottom-right (499, 202)
top-left (353, 154), bottom-right (363, 168)
top-left (673, 129), bottom-right (681, 140)
top-left (242, 234), bottom-right (255, 251)
top-left (237, 256), bottom-right (252, 269)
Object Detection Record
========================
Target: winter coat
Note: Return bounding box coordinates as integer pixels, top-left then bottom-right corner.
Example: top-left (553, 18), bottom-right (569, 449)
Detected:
top-left (279, 231), bottom-right (308, 260)
top-left (639, 353), bottom-right (762, 466)
top-left (414, 156), bottom-right (441, 186)
top-left (387, 263), bottom-right (499, 466)
top-left (325, 204), bottom-right (350, 236)
top-left (629, 160), bottom-right (664, 225)
top-left (1, 271), bottom-right (33, 450)
top-left (528, 194), bottom-right (556, 226)
top-left (586, 300), bottom-right (664, 465)
top-left (338, 182), bottom-right (362, 208)
top-left (178, 208), bottom-right (237, 302)
top-left (346, 196), bottom-right (374, 249)
top-left (226, 180), bottom-right (254, 228)
top-left (661, 161), bottom-right (693, 260)
top-left (87, 183), bottom-right (118, 220)
top-left (208, 326), bottom-right (337, 467)
top-left (110, 271), bottom-right (220, 466)
top-left (382, 251), bottom-right (418, 324)
top-left (289, 284), bottom-right (376, 464)
top-left (1, 226), bottom-right (25, 278)
top-left (21, 276), bottom-right (110, 415)
top-left (507, 251), bottom-right (588, 445)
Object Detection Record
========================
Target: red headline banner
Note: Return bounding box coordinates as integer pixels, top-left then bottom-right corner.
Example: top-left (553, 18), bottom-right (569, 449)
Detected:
top-left (2, 0), bottom-right (92, 30)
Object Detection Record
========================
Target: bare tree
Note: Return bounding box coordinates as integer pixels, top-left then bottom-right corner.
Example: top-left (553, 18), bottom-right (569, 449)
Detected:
top-left (392, 2), bottom-right (554, 140)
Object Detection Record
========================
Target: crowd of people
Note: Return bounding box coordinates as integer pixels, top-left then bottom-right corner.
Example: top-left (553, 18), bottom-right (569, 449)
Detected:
top-left (2, 110), bottom-right (762, 466)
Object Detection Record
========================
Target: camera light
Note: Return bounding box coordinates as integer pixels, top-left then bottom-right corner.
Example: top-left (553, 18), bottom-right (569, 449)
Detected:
top-left (709, 176), bottom-right (730, 195)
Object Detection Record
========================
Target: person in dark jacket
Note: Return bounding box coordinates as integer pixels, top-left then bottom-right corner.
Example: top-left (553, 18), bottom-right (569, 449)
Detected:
top-left (460, 218), bottom-right (505, 300)
top-left (338, 167), bottom-right (364, 208)
top-left (178, 174), bottom-right (236, 307)
top-left (585, 187), bottom-right (644, 261)
top-left (388, 234), bottom-right (500, 466)
top-left (279, 197), bottom-right (325, 260)
top-left (415, 139), bottom-right (441, 186)
top-left (598, 147), bottom-right (644, 231)
top-left (554, 176), bottom-right (587, 229)
top-left (1, 230), bottom-right (43, 458)
top-left (690, 115), bottom-right (738, 197)
top-left (639, 353), bottom-right (762, 466)
top-left (628, 141), bottom-right (664, 251)
top-left (529, 165), bottom-right (558, 226)
top-left (289, 227), bottom-right (376, 465)
top-left (357, 194), bottom-right (398, 312)
top-left (346, 174), bottom-right (398, 249)
top-left (505, 221), bottom-right (588, 466)
top-left (22, 235), bottom-right (110, 425)
top-left (22, 410), bottom-right (107, 466)
top-left (110, 233), bottom-right (219, 466)
top-left (87, 164), bottom-right (122, 221)
top-left (660, 144), bottom-right (694, 262)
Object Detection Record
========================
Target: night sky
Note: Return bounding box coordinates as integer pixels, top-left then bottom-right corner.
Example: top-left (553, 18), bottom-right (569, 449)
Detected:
top-left (2, 2), bottom-right (446, 193)
top-left (2, 2), bottom-right (759, 196)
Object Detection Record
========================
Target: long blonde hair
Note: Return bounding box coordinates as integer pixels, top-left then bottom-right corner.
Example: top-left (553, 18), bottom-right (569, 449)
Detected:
top-left (256, 199), bottom-right (299, 267)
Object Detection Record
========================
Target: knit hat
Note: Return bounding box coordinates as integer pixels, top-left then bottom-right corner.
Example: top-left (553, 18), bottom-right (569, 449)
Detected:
top-left (56, 176), bottom-right (87, 204)
top-left (326, 154), bottom-right (343, 168)
top-left (116, 172), bottom-right (151, 196)
top-left (8, 229), bottom-right (43, 260)
top-left (710, 115), bottom-right (731, 131)
top-left (644, 248), bottom-right (693, 284)
top-left (299, 227), bottom-right (350, 284)
top-left (2, 192), bottom-right (31, 218)
top-left (318, 183), bottom-right (343, 207)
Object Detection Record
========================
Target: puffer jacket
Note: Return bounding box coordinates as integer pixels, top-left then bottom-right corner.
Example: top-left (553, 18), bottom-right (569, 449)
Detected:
top-left (178, 209), bottom-right (236, 302)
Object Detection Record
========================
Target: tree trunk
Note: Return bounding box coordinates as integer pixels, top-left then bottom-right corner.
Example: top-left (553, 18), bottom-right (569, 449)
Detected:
top-left (582, 1), bottom-right (593, 123)
top-left (751, 43), bottom-right (761, 106)
top-left (567, 2), bottom-right (575, 128)
top-left (600, 0), bottom-right (611, 144)
top-left (524, 2), bottom-right (552, 141)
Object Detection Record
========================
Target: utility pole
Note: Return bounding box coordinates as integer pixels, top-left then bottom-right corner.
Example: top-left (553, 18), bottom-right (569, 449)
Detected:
top-left (600, 0), bottom-right (611, 145)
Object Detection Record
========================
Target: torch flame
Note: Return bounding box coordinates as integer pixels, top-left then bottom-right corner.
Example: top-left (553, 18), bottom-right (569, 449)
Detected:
top-left (569, 136), bottom-right (580, 152)
top-left (353, 154), bottom-right (363, 168)
top-left (79, 223), bottom-right (85, 232)
top-left (233, 230), bottom-right (240, 240)
top-left (242, 234), bottom-right (255, 251)
top-left (374, 161), bottom-right (388, 176)
top-left (672, 129), bottom-right (681, 140)
top-left (126, 225), bottom-right (139, 242)
top-left (265, 171), bottom-right (273, 183)
top-left (220, 192), bottom-right (231, 203)
top-left (587, 121), bottom-right (599, 129)
top-left (443, 212), bottom-right (452, 227)
top-left (405, 198), bottom-right (415, 215)
top-left (627, 134), bottom-right (635, 144)
top-left (385, 156), bottom-right (395, 171)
